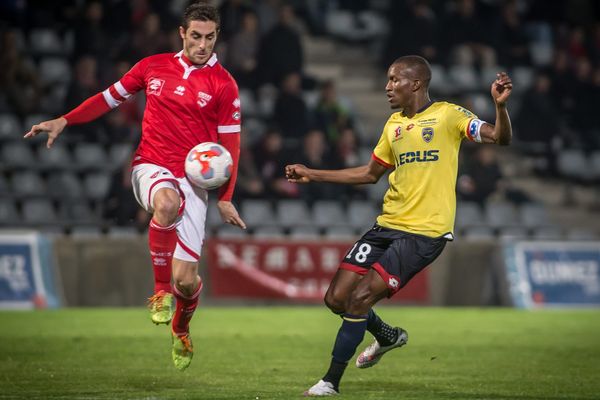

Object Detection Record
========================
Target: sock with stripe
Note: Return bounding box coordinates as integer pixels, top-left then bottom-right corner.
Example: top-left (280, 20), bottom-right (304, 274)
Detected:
top-left (323, 313), bottom-right (368, 391)
top-left (172, 279), bottom-right (202, 336)
top-left (366, 309), bottom-right (398, 346)
top-left (148, 219), bottom-right (177, 294)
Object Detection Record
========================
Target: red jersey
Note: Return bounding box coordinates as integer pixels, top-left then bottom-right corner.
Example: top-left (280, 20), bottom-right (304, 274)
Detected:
top-left (102, 51), bottom-right (241, 177)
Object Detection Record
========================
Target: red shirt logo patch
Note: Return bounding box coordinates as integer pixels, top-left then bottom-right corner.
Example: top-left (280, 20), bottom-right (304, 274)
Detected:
top-left (147, 78), bottom-right (165, 96)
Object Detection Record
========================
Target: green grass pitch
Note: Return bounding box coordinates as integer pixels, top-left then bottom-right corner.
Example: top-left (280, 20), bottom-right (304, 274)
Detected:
top-left (0, 307), bottom-right (598, 399)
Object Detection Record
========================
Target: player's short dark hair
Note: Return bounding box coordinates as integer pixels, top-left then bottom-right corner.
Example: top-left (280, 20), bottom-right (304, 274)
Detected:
top-left (392, 55), bottom-right (432, 88)
top-left (181, 2), bottom-right (220, 30)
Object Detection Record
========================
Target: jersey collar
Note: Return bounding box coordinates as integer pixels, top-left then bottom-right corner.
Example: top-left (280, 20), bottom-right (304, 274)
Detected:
top-left (174, 51), bottom-right (218, 79)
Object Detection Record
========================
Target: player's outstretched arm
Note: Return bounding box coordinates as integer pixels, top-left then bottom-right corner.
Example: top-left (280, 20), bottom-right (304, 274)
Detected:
top-left (24, 117), bottom-right (67, 149)
top-left (285, 158), bottom-right (388, 185)
top-left (480, 72), bottom-right (513, 146)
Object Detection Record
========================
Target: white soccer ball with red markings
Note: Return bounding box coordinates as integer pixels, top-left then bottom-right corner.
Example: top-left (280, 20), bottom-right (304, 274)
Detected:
top-left (185, 142), bottom-right (233, 190)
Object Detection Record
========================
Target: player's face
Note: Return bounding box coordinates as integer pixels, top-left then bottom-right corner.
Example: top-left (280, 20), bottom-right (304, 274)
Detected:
top-left (385, 64), bottom-right (415, 109)
top-left (180, 20), bottom-right (218, 65)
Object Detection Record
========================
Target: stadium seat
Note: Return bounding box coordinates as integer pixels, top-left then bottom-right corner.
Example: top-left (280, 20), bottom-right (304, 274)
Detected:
top-left (21, 199), bottom-right (58, 225)
top-left (324, 226), bottom-right (357, 241)
top-left (241, 118), bottom-right (266, 144)
top-left (532, 227), bottom-right (563, 240)
top-left (276, 200), bottom-right (312, 227)
top-left (512, 66), bottom-right (534, 92)
top-left (462, 226), bottom-right (495, 240)
top-left (241, 199), bottom-right (276, 228)
top-left (289, 226), bottom-right (320, 240)
top-left (519, 203), bottom-right (552, 228)
top-left (10, 171), bottom-right (46, 197)
top-left (83, 172), bottom-right (111, 200)
top-left (239, 89), bottom-right (258, 117)
top-left (74, 143), bottom-right (108, 170)
top-left (347, 200), bottom-right (378, 229)
top-left (253, 226), bottom-right (285, 239)
top-left (39, 57), bottom-right (71, 84)
top-left (498, 227), bottom-right (529, 240)
top-left (107, 226), bottom-right (140, 238)
top-left (468, 93), bottom-right (495, 120)
top-left (257, 84), bottom-right (277, 117)
top-left (216, 224), bottom-right (249, 239)
top-left (70, 225), bottom-right (103, 238)
top-left (108, 143), bottom-right (133, 167)
top-left (0, 114), bottom-right (22, 140)
top-left (1, 142), bottom-right (36, 169)
top-left (448, 65), bottom-right (478, 91)
top-left (557, 149), bottom-right (590, 181)
top-left (589, 151), bottom-right (600, 181)
top-left (565, 228), bottom-right (598, 241)
top-left (59, 200), bottom-right (98, 224)
top-left (485, 201), bottom-right (519, 228)
top-left (37, 143), bottom-right (73, 170)
top-left (29, 28), bottom-right (64, 55)
top-left (312, 200), bottom-right (347, 228)
top-left (206, 200), bottom-right (223, 228)
top-left (429, 64), bottom-right (451, 94)
top-left (480, 66), bottom-right (506, 90)
top-left (0, 199), bottom-right (20, 226)
top-left (46, 172), bottom-right (84, 199)
top-left (366, 177), bottom-right (389, 202)
top-left (455, 201), bottom-right (484, 229)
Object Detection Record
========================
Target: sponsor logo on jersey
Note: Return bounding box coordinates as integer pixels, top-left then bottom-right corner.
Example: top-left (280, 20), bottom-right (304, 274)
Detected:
top-left (417, 117), bottom-right (438, 127)
top-left (150, 171), bottom-right (160, 179)
top-left (397, 149), bottom-right (439, 166)
top-left (232, 111), bottom-right (241, 120)
top-left (233, 98), bottom-right (241, 108)
top-left (406, 123), bottom-right (415, 130)
top-left (393, 126), bottom-right (402, 141)
top-left (455, 106), bottom-right (474, 118)
top-left (174, 85), bottom-right (185, 96)
top-left (197, 91), bottom-right (213, 107)
top-left (422, 127), bottom-right (434, 142)
top-left (147, 77), bottom-right (165, 96)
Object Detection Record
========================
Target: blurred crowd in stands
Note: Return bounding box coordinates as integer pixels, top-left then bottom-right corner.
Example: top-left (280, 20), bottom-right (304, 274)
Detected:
top-left (0, 0), bottom-right (599, 235)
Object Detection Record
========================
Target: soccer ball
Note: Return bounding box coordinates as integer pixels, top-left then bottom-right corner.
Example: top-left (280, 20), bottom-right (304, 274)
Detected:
top-left (185, 142), bottom-right (233, 190)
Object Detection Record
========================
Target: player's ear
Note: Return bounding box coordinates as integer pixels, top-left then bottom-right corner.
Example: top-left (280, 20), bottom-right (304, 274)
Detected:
top-left (179, 26), bottom-right (186, 40)
top-left (412, 79), bottom-right (422, 92)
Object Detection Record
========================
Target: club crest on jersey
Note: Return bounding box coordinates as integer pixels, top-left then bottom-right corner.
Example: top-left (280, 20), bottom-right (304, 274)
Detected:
top-left (197, 91), bottom-right (212, 108)
top-left (147, 77), bottom-right (165, 96)
top-left (422, 127), bottom-right (434, 142)
top-left (174, 85), bottom-right (185, 96)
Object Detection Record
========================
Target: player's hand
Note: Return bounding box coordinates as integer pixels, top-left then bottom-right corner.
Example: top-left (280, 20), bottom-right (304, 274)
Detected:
top-left (24, 117), bottom-right (67, 148)
top-left (285, 164), bottom-right (311, 183)
top-left (491, 72), bottom-right (513, 106)
top-left (217, 200), bottom-right (247, 229)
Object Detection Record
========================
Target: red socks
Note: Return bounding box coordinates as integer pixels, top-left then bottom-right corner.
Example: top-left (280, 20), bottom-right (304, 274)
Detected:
top-left (172, 280), bottom-right (203, 336)
top-left (148, 219), bottom-right (177, 294)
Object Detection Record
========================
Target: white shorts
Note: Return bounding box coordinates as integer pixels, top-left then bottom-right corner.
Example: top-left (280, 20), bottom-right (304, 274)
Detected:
top-left (131, 163), bottom-right (208, 262)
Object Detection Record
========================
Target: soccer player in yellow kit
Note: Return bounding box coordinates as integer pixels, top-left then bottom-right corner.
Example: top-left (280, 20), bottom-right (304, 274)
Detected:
top-left (285, 55), bottom-right (513, 396)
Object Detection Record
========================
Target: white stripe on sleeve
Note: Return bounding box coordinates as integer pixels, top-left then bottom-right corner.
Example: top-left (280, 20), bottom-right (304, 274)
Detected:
top-left (102, 88), bottom-right (121, 109)
top-left (114, 81), bottom-right (131, 99)
top-left (217, 125), bottom-right (241, 133)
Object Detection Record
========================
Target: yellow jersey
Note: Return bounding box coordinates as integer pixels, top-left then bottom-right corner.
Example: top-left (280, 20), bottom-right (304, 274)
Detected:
top-left (372, 101), bottom-right (484, 238)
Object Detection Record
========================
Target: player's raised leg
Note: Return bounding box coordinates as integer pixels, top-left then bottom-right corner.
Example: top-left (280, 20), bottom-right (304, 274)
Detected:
top-left (146, 188), bottom-right (180, 325)
top-left (171, 258), bottom-right (202, 370)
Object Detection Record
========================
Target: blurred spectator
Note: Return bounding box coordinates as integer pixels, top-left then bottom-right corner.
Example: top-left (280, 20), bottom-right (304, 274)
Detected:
top-left (132, 13), bottom-right (169, 59)
top-left (494, 0), bottom-right (531, 68)
top-left (514, 72), bottom-right (560, 174)
top-left (314, 80), bottom-right (352, 145)
top-left (273, 72), bottom-right (309, 147)
top-left (442, 0), bottom-right (496, 68)
top-left (331, 127), bottom-right (367, 201)
top-left (381, 1), bottom-right (439, 69)
top-left (103, 149), bottom-right (150, 229)
top-left (65, 55), bottom-right (103, 141)
top-left (257, 3), bottom-right (303, 86)
top-left (294, 129), bottom-right (337, 202)
top-left (218, 0), bottom-right (254, 41)
top-left (570, 59), bottom-right (599, 150)
top-left (0, 29), bottom-right (42, 118)
top-left (73, 2), bottom-right (110, 60)
top-left (253, 127), bottom-right (299, 199)
top-left (235, 130), bottom-right (265, 200)
top-left (225, 10), bottom-right (260, 90)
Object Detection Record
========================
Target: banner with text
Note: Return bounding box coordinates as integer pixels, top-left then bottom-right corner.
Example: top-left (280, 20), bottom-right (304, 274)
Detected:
top-left (0, 232), bottom-right (62, 309)
top-left (503, 241), bottom-right (600, 308)
top-left (206, 239), bottom-right (429, 303)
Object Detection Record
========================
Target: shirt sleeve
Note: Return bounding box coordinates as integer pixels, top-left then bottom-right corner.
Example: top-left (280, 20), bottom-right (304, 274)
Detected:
top-left (449, 104), bottom-right (484, 143)
top-left (372, 121), bottom-right (395, 168)
top-left (101, 58), bottom-right (148, 109)
top-left (216, 78), bottom-right (242, 135)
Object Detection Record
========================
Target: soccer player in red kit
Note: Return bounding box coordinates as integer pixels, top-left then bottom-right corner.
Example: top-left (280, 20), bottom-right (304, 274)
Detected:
top-left (25, 4), bottom-right (246, 370)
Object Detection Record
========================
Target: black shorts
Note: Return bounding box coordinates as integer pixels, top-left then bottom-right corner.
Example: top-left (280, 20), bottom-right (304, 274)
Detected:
top-left (339, 224), bottom-right (447, 296)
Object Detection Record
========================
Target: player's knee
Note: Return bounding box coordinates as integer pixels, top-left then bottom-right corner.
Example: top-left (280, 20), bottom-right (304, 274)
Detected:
top-left (324, 291), bottom-right (346, 315)
top-left (153, 191), bottom-right (179, 224)
top-left (173, 276), bottom-right (197, 296)
top-left (347, 287), bottom-right (373, 314)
